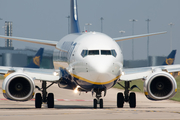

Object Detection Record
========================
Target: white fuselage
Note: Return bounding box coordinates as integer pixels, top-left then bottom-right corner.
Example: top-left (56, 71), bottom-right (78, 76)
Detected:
top-left (53, 32), bottom-right (123, 91)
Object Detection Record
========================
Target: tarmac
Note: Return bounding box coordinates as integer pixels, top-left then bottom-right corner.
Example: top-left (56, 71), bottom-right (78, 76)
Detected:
top-left (0, 80), bottom-right (180, 120)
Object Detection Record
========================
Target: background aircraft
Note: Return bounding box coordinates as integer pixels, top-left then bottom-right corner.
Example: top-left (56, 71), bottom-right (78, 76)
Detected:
top-left (162, 50), bottom-right (176, 65)
top-left (0, 0), bottom-right (179, 109)
top-left (26, 48), bottom-right (44, 68)
top-left (3, 48), bottom-right (44, 78)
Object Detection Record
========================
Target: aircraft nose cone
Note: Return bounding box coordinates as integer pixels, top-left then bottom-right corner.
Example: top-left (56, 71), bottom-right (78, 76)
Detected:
top-left (89, 57), bottom-right (112, 73)
top-left (87, 56), bottom-right (120, 83)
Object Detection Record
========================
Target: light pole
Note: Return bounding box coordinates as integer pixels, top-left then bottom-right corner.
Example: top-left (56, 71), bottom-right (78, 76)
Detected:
top-left (85, 23), bottom-right (92, 32)
top-left (66, 16), bottom-right (70, 34)
top-left (0, 18), bottom-right (3, 31)
top-left (146, 19), bottom-right (150, 66)
top-left (129, 19), bottom-right (138, 60)
top-left (119, 30), bottom-right (125, 51)
top-left (169, 22), bottom-right (173, 52)
top-left (100, 17), bottom-right (104, 33)
top-left (0, 18), bottom-right (3, 45)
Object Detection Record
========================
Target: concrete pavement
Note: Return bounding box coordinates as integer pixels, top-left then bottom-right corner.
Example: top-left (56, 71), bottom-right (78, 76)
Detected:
top-left (0, 80), bottom-right (180, 120)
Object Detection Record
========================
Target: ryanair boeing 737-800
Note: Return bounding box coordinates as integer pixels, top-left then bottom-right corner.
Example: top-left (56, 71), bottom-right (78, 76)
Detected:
top-left (0, 0), bottom-right (179, 109)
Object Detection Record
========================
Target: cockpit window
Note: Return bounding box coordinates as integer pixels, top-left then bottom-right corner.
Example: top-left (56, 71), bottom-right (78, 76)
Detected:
top-left (81, 49), bottom-right (117, 57)
top-left (111, 49), bottom-right (117, 57)
top-left (101, 50), bottom-right (111, 55)
top-left (88, 50), bottom-right (99, 55)
top-left (81, 50), bottom-right (88, 57)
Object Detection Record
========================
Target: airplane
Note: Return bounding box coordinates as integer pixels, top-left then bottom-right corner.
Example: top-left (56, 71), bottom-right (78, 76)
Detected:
top-left (26, 48), bottom-right (44, 68)
top-left (0, 0), bottom-right (179, 109)
top-left (162, 50), bottom-right (176, 65)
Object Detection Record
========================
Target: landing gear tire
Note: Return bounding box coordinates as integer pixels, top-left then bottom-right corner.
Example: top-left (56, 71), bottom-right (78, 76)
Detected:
top-left (117, 92), bottom-right (124, 108)
top-left (35, 93), bottom-right (42, 108)
top-left (47, 93), bottom-right (54, 108)
top-left (93, 99), bottom-right (97, 109)
top-left (129, 92), bottom-right (136, 108)
top-left (100, 99), bottom-right (103, 108)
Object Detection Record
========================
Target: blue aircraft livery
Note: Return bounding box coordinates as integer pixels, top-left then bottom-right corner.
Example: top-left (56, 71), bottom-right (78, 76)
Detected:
top-left (70, 0), bottom-right (80, 33)
top-left (162, 50), bottom-right (176, 65)
top-left (26, 48), bottom-right (44, 68)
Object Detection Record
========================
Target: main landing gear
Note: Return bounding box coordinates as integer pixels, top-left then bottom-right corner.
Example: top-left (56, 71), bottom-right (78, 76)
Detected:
top-left (117, 81), bottom-right (140, 108)
top-left (93, 89), bottom-right (105, 109)
top-left (35, 81), bottom-right (55, 108)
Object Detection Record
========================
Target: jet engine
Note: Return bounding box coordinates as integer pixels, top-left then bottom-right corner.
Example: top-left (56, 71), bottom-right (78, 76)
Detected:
top-left (2, 72), bottom-right (35, 101)
top-left (144, 70), bottom-right (177, 100)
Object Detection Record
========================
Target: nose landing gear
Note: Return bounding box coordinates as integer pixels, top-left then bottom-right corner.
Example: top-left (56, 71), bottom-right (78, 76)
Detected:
top-left (93, 89), bottom-right (105, 109)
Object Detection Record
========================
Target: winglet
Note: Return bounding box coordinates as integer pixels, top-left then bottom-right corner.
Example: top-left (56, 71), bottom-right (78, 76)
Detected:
top-left (70, 0), bottom-right (80, 33)
top-left (162, 50), bottom-right (176, 65)
top-left (26, 48), bottom-right (44, 68)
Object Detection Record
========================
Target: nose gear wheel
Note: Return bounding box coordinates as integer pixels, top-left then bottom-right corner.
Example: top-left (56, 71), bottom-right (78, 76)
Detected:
top-left (93, 89), bottom-right (104, 109)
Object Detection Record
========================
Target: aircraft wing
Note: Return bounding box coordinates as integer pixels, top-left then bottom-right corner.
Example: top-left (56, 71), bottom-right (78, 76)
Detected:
top-left (113, 31), bottom-right (167, 42)
top-left (0, 35), bottom-right (58, 46)
top-left (0, 66), bottom-right (60, 82)
top-left (120, 64), bottom-right (180, 81)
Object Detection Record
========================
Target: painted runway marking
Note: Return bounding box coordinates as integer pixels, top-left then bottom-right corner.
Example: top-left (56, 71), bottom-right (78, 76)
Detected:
top-left (0, 98), bottom-right (93, 102)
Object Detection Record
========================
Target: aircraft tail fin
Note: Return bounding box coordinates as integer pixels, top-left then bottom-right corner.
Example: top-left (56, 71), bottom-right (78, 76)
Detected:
top-left (162, 50), bottom-right (176, 65)
top-left (26, 48), bottom-right (44, 68)
top-left (70, 0), bottom-right (80, 33)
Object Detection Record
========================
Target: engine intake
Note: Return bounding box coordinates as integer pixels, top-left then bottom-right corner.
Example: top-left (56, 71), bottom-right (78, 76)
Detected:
top-left (144, 71), bottom-right (177, 100)
top-left (9, 77), bottom-right (31, 98)
top-left (2, 72), bottom-right (35, 101)
top-left (150, 76), bottom-right (172, 97)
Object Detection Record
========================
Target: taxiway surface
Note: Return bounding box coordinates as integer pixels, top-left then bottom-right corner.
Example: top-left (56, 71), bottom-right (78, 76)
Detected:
top-left (0, 80), bottom-right (180, 120)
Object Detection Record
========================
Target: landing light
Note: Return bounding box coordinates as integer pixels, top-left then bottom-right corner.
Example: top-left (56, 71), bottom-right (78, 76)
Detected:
top-left (74, 85), bottom-right (80, 93)
top-left (53, 72), bottom-right (59, 76)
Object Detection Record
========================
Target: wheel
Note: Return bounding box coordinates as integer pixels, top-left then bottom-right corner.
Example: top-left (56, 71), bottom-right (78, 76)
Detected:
top-left (93, 99), bottom-right (97, 109)
top-left (129, 92), bottom-right (136, 108)
top-left (117, 92), bottom-right (124, 108)
top-left (47, 93), bottom-right (54, 108)
top-left (100, 99), bottom-right (103, 108)
top-left (35, 93), bottom-right (42, 108)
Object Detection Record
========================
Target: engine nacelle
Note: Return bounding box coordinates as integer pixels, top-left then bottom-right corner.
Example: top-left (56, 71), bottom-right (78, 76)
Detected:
top-left (2, 72), bottom-right (35, 101)
top-left (144, 71), bottom-right (177, 100)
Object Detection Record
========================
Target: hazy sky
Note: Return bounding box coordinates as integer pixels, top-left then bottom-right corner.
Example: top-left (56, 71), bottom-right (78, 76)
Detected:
top-left (0, 0), bottom-right (180, 63)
